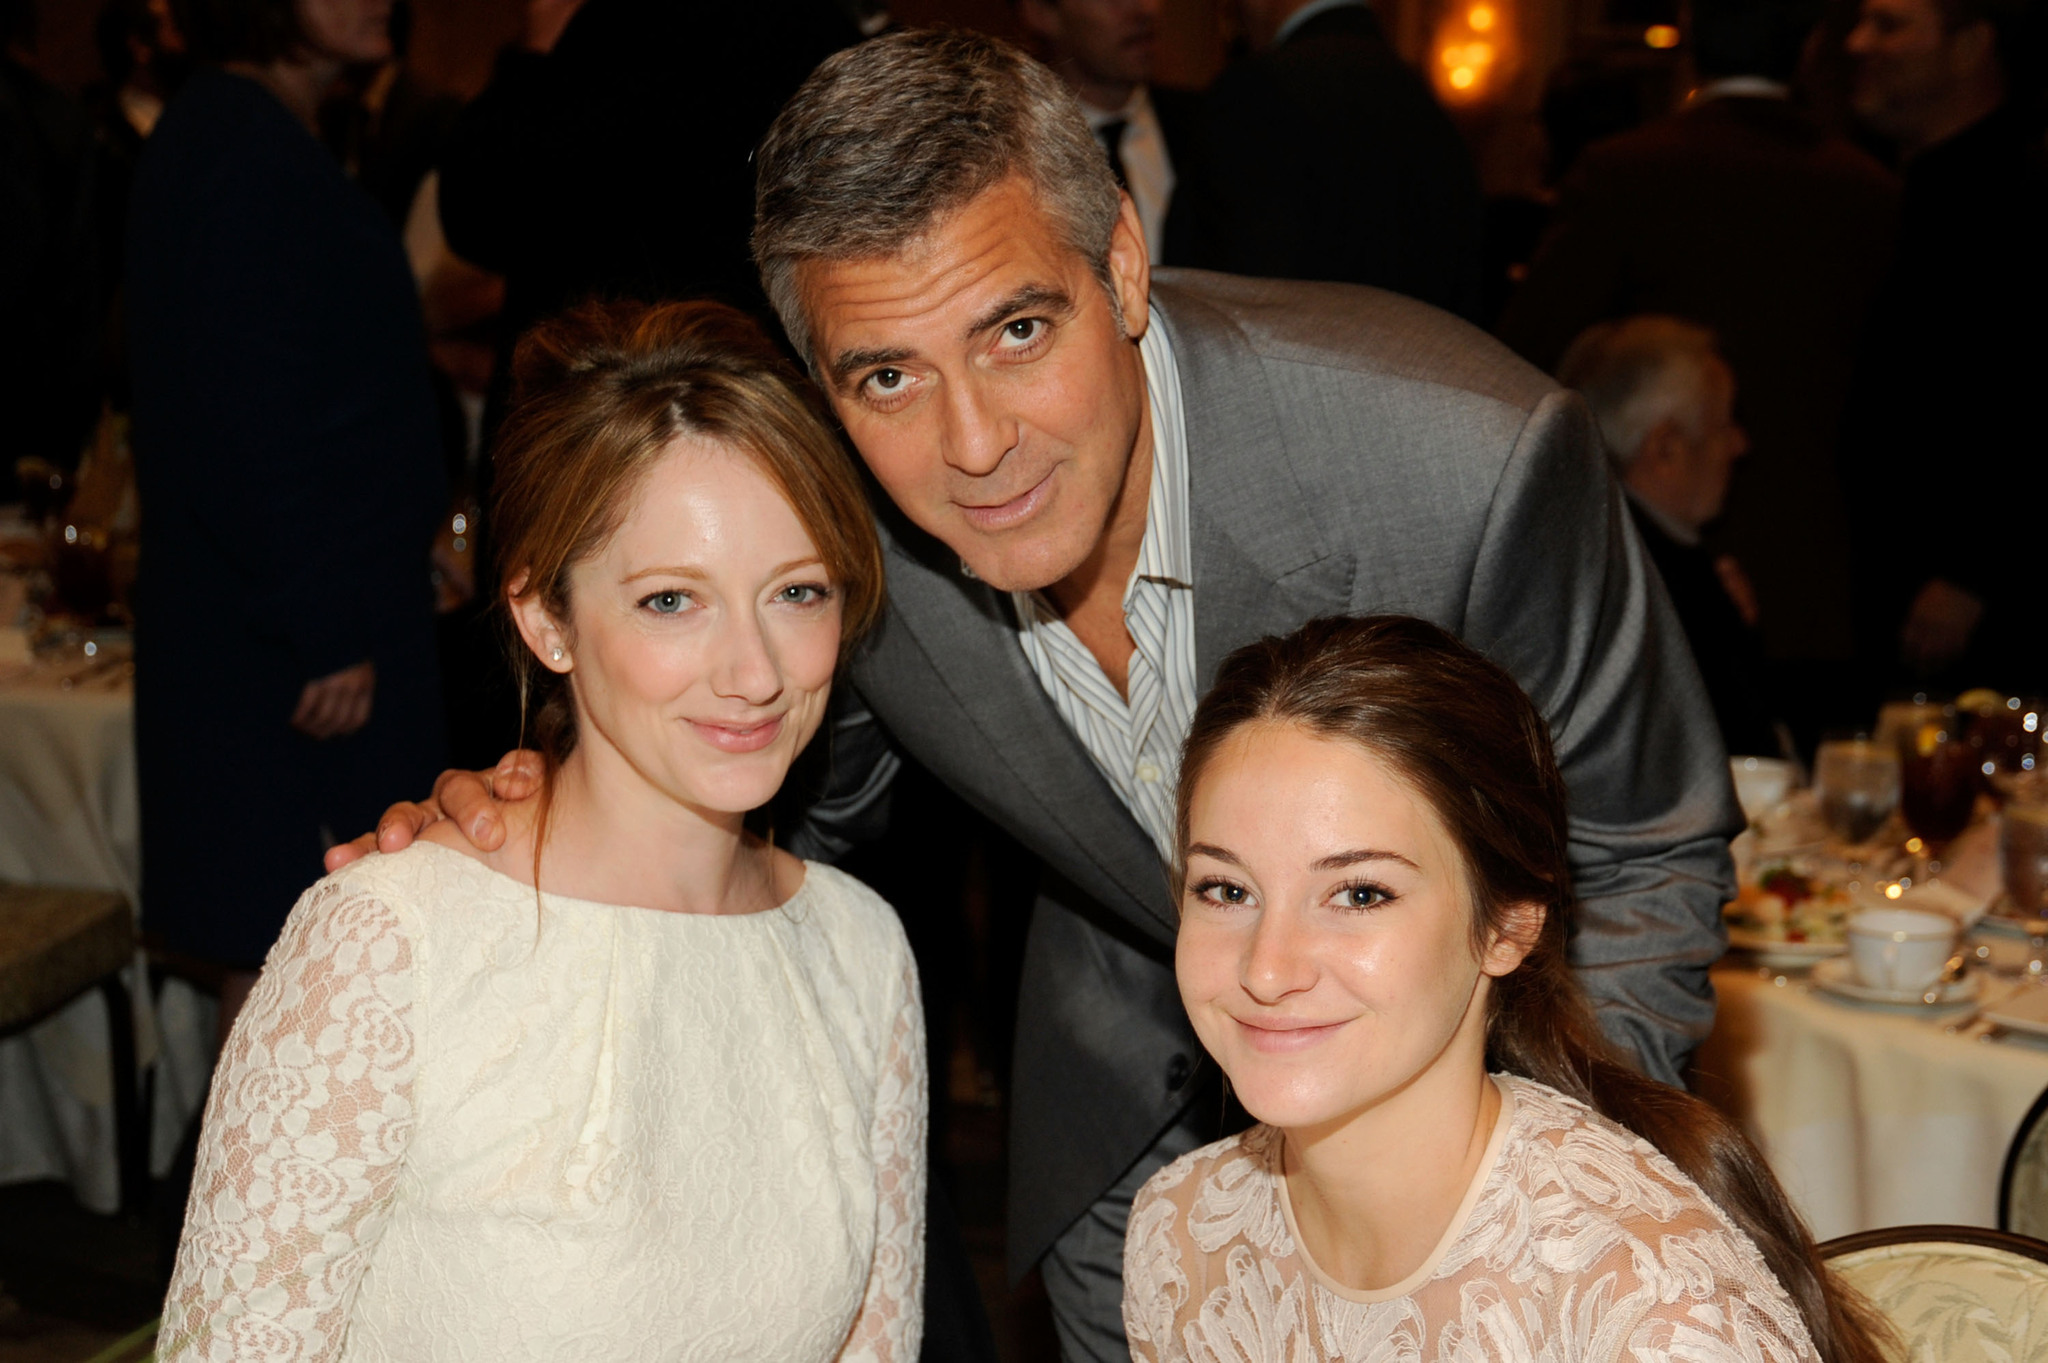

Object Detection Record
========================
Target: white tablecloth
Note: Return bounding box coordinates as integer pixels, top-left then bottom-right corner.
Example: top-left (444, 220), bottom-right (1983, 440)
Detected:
top-left (0, 653), bottom-right (213, 1212)
top-left (1697, 958), bottom-right (2048, 1241)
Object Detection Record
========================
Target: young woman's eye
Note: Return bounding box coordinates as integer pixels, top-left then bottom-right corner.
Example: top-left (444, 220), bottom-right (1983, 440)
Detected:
top-left (1336, 881), bottom-right (1392, 912)
top-left (776, 582), bottom-right (832, 605)
top-left (639, 590), bottom-right (691, 615)
top-left (1190, 877), bottom-right (1252, 907)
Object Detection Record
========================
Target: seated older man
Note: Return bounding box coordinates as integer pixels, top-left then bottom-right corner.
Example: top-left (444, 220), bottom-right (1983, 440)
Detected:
top-left (1561, 316), bottom-right (1783, 759)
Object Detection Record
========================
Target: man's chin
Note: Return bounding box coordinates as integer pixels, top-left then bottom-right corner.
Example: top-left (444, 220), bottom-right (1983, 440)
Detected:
top-left (953, 536), bottom-right (1086, 595)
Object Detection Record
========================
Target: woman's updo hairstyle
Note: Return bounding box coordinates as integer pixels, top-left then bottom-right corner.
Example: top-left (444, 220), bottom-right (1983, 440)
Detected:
top-left (489, 299), bottom-right (884, 772)
top-left (1175, 614), bottom-right (1891, 1363)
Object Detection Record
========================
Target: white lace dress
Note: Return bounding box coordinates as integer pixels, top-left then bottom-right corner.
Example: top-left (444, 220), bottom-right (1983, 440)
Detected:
top-left (158, 843), bottom-right (925, 1363)
top-left (1123, 1075), bottom-right (1821, 1362)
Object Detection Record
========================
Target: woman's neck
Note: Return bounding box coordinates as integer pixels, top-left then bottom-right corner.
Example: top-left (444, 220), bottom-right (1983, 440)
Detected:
top-left (224, 54), bottom-right (341, 131)
top-left (1280, 1007), bottom-right (1502, 1292)
top-left (512, 740), bottom-right (782, 917)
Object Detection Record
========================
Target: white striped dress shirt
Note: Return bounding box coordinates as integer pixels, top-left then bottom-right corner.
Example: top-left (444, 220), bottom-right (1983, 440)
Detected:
top-left (1012, 322), bottom-right (1198, 864)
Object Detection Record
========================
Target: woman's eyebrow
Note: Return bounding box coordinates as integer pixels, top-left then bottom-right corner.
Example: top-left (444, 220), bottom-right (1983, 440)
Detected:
top-left (1310, 849), bottom-right (1419, 872)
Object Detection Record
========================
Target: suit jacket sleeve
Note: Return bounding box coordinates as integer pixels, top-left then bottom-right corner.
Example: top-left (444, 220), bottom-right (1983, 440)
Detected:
top-left (1460, 389), bottom-right (1738, 1084)
top-left (781, 685), bottom-right (903, 864)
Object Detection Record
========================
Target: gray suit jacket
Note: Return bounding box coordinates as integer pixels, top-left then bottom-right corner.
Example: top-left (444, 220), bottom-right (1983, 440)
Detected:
top-left (807, 270), bottom-right (1740, 1276)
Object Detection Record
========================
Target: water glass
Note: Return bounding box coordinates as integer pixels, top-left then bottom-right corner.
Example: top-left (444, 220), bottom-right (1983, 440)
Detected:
top-left (2003, 797), bottom-right (2048, 918)
top-left (1814, 735), bottom-right (1901, 847)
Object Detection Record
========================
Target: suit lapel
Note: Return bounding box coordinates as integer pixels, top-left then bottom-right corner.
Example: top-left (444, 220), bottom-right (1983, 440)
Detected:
top-left (1151, 278), bottom-right (1358, 686)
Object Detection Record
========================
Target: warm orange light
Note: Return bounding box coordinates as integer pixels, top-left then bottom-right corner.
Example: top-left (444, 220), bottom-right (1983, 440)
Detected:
top-left (1449, 66), bottom-right (1477, 87)
top-left (1468, 4), bottom-right (1497, 29)
top-left (1644, 24), bottom-right (1681, 47)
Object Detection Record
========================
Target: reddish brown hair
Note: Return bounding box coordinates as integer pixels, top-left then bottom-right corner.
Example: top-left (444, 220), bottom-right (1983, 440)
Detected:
top-left (491, 299), bottom-right (884, 773)
top-left (1175, 615), bottom-right (1892, 1363)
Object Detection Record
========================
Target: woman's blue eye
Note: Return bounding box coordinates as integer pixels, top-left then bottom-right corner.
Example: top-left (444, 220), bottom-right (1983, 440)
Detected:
top-left (778, 583), bottom-right (829, 605)
top-left (642, 591), bottom-right (688, 614)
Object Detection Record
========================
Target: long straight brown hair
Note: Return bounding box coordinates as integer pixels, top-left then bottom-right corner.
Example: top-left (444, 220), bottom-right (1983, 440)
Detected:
top-left (1175, 615), bottom-right (1893, 1363)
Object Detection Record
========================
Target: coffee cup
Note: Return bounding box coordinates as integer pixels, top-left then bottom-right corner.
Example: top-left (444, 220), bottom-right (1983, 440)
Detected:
top-left (1846, 908), bottom-right (1955, 992)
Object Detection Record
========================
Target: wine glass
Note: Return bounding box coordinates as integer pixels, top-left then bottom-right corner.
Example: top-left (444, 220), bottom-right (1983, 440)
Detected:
top-left (1899, 713), bottom-right (1978, 876)
top-left (1814, 732), bottom-right (1901, 853)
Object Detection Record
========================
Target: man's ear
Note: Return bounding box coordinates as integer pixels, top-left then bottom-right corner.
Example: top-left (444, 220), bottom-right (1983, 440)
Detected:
top-left (1105, 189), bottom-right (1152, 342)
top-left (507, 573), bottom-right (573, 675)
top-left (1480, 901), bottom-right (1546, 978)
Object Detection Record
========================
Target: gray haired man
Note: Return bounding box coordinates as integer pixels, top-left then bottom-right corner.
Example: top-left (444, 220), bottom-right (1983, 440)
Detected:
top-left (348, 30), bottom-right (1738, 1360)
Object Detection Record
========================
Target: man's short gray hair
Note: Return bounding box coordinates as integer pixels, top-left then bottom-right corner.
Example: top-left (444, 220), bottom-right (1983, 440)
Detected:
top-left (1556, 316), bottom-right (1722, 467)
top-left (752, 28), bottom-right (1124, 371)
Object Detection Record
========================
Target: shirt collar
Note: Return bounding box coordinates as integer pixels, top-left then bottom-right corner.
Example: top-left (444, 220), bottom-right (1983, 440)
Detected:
top-left (1274, 0), bottom-right (1366, 47)
top-left (1133, 317), bottom-right (1193, 592)
top-left (1687, 76), bottom-right (1790, 105)
top-left (1626, 488), bottom-right (1703, 548)
top-left (1082, 86), bottom-right (1153, 130)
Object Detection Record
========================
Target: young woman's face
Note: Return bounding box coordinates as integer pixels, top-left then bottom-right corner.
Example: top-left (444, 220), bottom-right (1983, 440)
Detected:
top-left (519, 437), bottom-right (843, 819)
top-left (1176, 721), bottom-right (1519, 1135)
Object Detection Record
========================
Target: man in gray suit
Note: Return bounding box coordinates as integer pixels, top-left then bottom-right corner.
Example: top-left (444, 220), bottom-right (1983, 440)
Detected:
top-left (349, 29), bottom-right (1737, 1361)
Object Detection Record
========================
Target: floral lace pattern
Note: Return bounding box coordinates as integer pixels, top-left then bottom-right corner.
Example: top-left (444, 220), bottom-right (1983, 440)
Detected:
top-left (1123, 1076), bottom-right (1820, 1363)
top-left (160, 845), bottom-right (924, 1362)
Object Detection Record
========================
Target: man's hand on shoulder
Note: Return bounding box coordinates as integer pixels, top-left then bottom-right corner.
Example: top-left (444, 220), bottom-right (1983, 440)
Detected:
top-left (323, 750), bottom-right (547, 872)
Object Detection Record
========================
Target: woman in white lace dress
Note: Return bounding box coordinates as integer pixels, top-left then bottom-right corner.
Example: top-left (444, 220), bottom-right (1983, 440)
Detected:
top-left (1122, 616), bottom-right (1891, 1363)
top-left (158, 301), bottom-right (924, 1362)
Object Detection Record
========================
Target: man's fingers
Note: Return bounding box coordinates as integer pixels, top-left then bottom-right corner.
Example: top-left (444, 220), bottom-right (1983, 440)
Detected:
top-left (438, 769), bottom-right (508, 850)
top-left (492, 748), bottom-right (546, 800)
top-left (324, 831), bottom-right (380, 873)
top-left (373, 800), bottom-right (432, 853)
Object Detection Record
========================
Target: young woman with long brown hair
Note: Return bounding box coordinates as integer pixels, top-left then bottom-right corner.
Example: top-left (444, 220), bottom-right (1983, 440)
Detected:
top-left (1123, 615), bottom-right (1891, 1362)
top-left (158, 301), bottom-right (923, 1362)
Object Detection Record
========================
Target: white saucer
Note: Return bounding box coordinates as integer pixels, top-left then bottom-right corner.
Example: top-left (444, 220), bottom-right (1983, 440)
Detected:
top-left (1982, 985), bottom-right (2048, 1037)
top-left (1811, 955), bottom-right (1980, 1007)
top-left (1726, 929), bottom-right (1846, 970)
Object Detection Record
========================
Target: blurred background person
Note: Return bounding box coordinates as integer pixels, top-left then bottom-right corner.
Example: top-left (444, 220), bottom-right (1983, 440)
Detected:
top-left (126, 0), bottom-right (449, 1035)
top-left (1, 0), bottom-right (107, 498)
top-left (1166, 0), bottom-right (1483, 316)
top-left (1016, 0), bottom-right (1194, 262)
top-left (1498, 0), bottom-right (1898, 757)
top-left (1841, 0), bottom-right (2047, 694)
top-left (1559, 316), bottom-right (1785, 760)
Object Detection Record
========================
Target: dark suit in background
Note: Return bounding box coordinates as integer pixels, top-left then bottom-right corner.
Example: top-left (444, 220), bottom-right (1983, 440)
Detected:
top-left (435, 0), bottom-right (863, 346)
top-left (1498, 94), bottom-right (1897, 748)
top-left (1166, 1), bottom-right (1482, 317)
top-left (1628, 500), bottom-right (1781, 757)
top-left (127, 70), bottom-right (449, 967)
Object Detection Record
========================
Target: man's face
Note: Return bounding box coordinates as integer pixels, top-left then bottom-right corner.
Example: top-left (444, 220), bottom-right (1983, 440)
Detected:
top-left (1847, 0), bottom-right (1965, 138)
top-left (1022, 0), bottom-right (1161, 94)
top-left (797, 178), bottom-right (1154, 594)
top-left (1677, 357), bottom-right (1748, 527)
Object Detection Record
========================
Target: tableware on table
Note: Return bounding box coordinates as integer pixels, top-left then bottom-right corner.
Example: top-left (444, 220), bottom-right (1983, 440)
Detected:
top-left (1899, 714), bottom-right (1979, 868)
top-left (1812, 954), bottom-right (1980, 1007)
top-left (1847, 906), bottom-right (1956, 991)
top-left (1876, 696), bottom-right (1948, 750)
top-left (1724, 855), bottom-right (1860, 967)
top-left (1981, 984), bottom-right (2048, 1037)
top-left (2002, 796), bottom-right (2048, 913)
top-left (1814, 734), bottom-right (1901, 848)
top-left (1725, 929), bottom-right (1847, 970)
top-left (1856, 876), bottom-right (1991, 929)
top-left (1959, 691), bottom-right (2045, 799)
top-left (1730, 756), bottom-right (1799, 826)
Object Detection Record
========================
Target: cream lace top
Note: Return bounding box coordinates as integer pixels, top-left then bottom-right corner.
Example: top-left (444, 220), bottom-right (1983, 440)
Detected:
top-left (1123, 1075), bottom-right (1820, 1362)
top-left (158, 843), bottom-right (925, 1362)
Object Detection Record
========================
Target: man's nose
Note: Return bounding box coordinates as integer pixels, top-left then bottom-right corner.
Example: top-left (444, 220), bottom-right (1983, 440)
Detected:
top-left (939, 376), bottom-right (1020, 478)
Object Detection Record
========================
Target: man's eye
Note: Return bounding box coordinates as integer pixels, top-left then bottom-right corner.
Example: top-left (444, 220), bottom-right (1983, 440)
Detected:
top-left (641, 590), bottom-right (690, 614)
top-left (1002, 318), bottom-right (1042, 345)
top-left (866, 368), bottom-right (904, 393)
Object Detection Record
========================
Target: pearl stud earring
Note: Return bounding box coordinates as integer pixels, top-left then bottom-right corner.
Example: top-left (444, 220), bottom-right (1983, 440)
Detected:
top-left (551, 647), bottom-right (565, 662)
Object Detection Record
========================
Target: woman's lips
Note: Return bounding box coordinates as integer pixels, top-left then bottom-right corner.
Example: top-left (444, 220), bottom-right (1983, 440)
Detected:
top-left (687, 714), bottom-right (785, 754)
top-left (957, 470), bottom-right (1054, 532)
top-left (1234, 1017), bottom-right (1347, 1053)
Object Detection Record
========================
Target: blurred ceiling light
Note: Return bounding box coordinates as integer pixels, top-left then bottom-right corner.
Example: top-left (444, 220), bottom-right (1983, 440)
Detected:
top-left (1644, 24), bottom-right (1681, 47)
top-left (1449, 66), bottom-right (1477, 87)
top-left (1468, 4), bottom-right (1496, 30)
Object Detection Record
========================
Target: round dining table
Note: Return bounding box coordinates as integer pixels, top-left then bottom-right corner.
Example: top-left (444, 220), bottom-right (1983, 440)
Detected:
top-left (0, 633), bottom-right (213, 1213)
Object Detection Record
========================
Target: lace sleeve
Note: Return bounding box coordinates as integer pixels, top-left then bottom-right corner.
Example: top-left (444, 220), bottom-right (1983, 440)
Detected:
top-left (1615, 1221), bottom-right (1823, 1363)
top-left (156, 875), bottom-right (419, 1362)
top-left (839, 952), bottom-right (927, 1363)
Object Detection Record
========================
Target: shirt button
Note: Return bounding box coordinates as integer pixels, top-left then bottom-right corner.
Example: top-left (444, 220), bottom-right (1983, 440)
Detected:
top-left (1166, 1054), bottom-right (1192, 1090)
top-left (1136, 760), bottom-right (1161, 784)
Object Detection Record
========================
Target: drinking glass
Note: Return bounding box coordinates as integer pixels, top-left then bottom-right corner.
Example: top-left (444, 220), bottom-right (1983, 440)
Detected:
top-left (1814, 733), bottom-right (1901, 849)
top-left (1899, 714), bottom-right (1978, 869)
top-left (2002, 796), bottom-right (2048, 919)
top-left (1966, 695), bottom-right (2046, 801)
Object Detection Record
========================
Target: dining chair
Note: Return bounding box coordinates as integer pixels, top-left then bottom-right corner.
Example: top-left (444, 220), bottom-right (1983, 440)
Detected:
top-left (0, 884), bottom-right (148, 1212)
top-left (2000, 1081), bottom-right (2048, 1238)
top-left (1820, 1223), bottom-right (2048, 1361)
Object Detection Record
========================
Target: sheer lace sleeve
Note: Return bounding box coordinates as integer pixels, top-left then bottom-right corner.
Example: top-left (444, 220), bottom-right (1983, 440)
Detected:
top-left (839, 953), bottom-right (926, 1363)
top-left (156, 874), bottom-right (419, 1362)
top-left (1121, 1162), bottom-right (1193, 1363)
